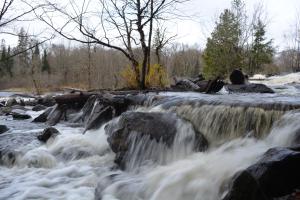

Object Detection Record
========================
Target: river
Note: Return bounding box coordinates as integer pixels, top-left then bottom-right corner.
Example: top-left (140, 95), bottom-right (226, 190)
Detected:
top-left (0, 73), bottom-right (300, 200)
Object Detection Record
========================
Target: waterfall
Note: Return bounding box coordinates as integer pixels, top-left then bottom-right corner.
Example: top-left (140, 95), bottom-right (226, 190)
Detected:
top-left (169, 104), bottom-right (284, 143)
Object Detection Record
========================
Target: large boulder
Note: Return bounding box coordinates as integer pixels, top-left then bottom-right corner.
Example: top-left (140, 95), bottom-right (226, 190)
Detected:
top-left (37, 127), bottom-right (60, 143)
top-left (105, 112), bottom-right (208, 169)
top-left (0, 125), bottom-right (9, 134)
top-left (225, 84), bottom-right (274, 93)
top-left (223, 147), bottom-right (300, 200)
top-left (230, 69), bottom-right (245, 85)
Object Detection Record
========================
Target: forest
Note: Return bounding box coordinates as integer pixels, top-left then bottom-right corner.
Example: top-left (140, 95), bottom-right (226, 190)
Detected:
top-left (0, 0), bottom-right (299, 92)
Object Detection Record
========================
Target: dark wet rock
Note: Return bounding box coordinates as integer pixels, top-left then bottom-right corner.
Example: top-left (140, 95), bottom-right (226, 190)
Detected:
top-left (230, 69), bottom-right (245, 85)
top-left (204, 78), bottom-right (225, 93)
top-left (225, 84), bottom-right (274, 93)
top-left (32, 104), bottom-right (47, 111)
top-left (71, 95), bottom-right (98, 124)
top-left (105, 112), bottom-right (208, 168)
top-left (38, 95), bottom-right (56, 107)
top-left (0, 102), bottom-right (4, 107)
top-left (46, 104), bottom-right (67, 126)
top-left (85, 106), bottom-right (114, 132)
top-left (223, 147), bottom-right (300, 200)
top-left (0, 125), bottom-right (9, 134)
top-left (172, 77), bottom-right (224, 93)
top-left (12, 112), bottom-right (31, 120)
top-left (32, 107), bottom-right (53, 123)
top-left (19, 99), bottom-right (25, 106)
top-left (223, 170), bottom-right (268, 200)
top-left (37, 127), bottom-right (60, 143)
top-left (5, 98), bottom-right (18, 107)
top-left (84, 94), bottom-right (130, 132)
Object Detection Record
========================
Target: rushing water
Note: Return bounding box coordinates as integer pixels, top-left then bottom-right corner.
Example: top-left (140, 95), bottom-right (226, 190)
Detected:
top-left (1, 73), bottom-right (300, 200)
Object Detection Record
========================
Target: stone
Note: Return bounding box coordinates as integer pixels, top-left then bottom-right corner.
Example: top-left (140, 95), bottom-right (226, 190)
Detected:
top-left (0, 125), bottom-right (9, 134)
top-left (32, 104), bottom-right (47, 111)
top-left (230, 69), bottom-right (245, 85)
top-left (12, 112), bottom-right (31, 120)
top-left (105, 112), bottom-right (208, 169)
top-left (32, 107), bottom-right (53, 123)
top-left (37, 95), bottom-right (56, 107)
top-left (223, 147), bottom-right (300, 200)
top-left (225, 84), bottom-right (274, 93)
top-left (5, 98), bottom-right (18, 107)
top-left (37, 127), bottom-right (60, 143)
top-left (46, 104), bottom-right (67, 126)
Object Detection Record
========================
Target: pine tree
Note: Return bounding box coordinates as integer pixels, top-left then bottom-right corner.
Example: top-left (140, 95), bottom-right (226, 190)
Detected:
top-left (6, 46), bottom-right (13, 77)
top-left (203, 9), bottom-right (242, 79)
top-left (17, 27), bottom-right (30, 73)
top-left (249, 20), bottom-right (274, 75)
top-left (41, 49), bottom-right (50, 74)
top-left (0, 45), bottom-right (6, 77)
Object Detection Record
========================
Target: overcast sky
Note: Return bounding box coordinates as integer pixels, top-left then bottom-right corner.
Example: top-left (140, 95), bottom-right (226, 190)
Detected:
top-left (175, 0), bottom-right (300, 50)
top-left (2, 0), bottom-right (300, 51)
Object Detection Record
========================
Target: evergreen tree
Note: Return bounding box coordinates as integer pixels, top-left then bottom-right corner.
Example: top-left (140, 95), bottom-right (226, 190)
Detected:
top-left (42, 49), bottom-right (50, 74)
top-left (203, 9), bottom-right (242, 79)
top-left (6, 46), bottom-right (14, 77)
top-left (17, 27), bottom-right (30, 72)
top-left (0, 45), bottom-right (6, 76)
top-left (249, 20), bottom-right (274, 75)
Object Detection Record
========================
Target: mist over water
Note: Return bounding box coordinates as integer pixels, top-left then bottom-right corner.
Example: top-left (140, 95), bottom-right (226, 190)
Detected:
top-left (1, 73), bottom-right (300, 200)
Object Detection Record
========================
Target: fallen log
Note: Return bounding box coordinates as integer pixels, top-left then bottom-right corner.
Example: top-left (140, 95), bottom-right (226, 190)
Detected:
top-left (54, 92), bottom-right (95, 106)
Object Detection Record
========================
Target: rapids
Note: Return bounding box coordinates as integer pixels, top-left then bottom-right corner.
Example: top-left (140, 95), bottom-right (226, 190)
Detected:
top-left (1, 73), bottom-right (300, 200)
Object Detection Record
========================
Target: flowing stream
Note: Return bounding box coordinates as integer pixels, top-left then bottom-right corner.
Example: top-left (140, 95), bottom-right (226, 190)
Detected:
top-left (1, 73), bottom-right (300, 200)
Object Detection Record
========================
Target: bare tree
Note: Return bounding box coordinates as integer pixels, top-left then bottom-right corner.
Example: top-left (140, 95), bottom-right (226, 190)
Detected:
top-left (0, 0), bottom-right (52, 61)
top-left (37, 0), bottom-right (189, 89)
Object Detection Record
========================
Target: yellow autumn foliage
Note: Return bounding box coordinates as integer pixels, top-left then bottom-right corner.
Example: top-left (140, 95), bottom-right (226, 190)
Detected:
top-left (120, 64), bottom-right (168, 89)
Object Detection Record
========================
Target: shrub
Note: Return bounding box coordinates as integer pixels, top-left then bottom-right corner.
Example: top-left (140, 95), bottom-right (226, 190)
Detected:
top-left (120, 64), bottom-right (169, 89)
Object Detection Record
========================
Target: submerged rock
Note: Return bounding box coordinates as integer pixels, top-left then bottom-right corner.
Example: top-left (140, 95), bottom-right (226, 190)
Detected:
top-left (225, 84), bottom-right (274, 93)
top-left (0, 125), bottom-right (9, 134)
top-left (223, 147), bottom-right (300, 200)
top-left (37, 127), bottom-right (60, 143)
top-left (105, 112), bottom-right (208, 169)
